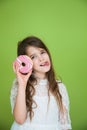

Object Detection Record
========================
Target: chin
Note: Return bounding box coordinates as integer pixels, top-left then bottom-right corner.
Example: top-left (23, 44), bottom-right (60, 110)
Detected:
top-left (44, 68), bottom-right (51, 73)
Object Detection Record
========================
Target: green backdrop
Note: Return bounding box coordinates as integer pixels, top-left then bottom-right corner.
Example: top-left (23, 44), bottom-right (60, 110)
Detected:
top-left (0, 0), bottom-right (87, 130)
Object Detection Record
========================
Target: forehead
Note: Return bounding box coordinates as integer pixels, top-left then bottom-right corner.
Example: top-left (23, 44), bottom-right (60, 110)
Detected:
top-left (26, 46), bottom-right (45, 56)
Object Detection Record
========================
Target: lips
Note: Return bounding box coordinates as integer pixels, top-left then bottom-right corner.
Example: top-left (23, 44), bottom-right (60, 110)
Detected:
top-left (40, 61), bottom-right (49, 66)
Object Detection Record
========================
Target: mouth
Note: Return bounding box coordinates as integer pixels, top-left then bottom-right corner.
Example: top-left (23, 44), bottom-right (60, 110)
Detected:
top-left (40, 61), bottom-right (49, 67)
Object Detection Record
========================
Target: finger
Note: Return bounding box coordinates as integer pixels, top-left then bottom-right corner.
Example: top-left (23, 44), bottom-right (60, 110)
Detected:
top-left (13, 62), bottom-right (16, 73)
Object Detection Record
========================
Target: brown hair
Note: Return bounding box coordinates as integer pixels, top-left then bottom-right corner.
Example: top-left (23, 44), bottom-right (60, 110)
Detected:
top-left (17, 36), bottom-right (63, 120)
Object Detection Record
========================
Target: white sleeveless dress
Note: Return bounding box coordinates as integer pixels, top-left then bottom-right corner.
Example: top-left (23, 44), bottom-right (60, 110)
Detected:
top-left (10, 79), bottom-right (72, 130)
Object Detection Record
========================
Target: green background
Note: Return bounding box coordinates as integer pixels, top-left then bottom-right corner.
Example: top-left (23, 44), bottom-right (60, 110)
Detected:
top-left (0, 0), bottom-right (87, 130)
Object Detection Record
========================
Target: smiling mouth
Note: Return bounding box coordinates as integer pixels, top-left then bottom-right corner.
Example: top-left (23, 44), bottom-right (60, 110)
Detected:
top-left (40, 62), bottom-right (49, 66)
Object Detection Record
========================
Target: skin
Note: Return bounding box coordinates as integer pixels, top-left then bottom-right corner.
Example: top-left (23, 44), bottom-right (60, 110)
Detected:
top-left (13, 46), bottom-right (51, 124)
top-left (13, 46), bottom-right (70, 130)
top-left (27, 46), bottom-right (51, 79)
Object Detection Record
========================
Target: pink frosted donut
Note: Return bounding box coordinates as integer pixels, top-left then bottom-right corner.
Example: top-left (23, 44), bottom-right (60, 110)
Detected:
top-left (14, 55), bottom-right (33, 74)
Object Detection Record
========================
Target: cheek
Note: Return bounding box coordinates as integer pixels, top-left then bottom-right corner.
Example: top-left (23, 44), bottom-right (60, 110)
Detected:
top-left (33, 60), bottom-right (38, 68)
top-left (48, 57), bottom-right (51, 66)
top-left (47, 55), bottom-right (50, 62)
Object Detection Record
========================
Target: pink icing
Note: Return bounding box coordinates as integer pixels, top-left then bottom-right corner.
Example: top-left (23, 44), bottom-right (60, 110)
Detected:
top-left (14, 55), bottom-right (33, 74)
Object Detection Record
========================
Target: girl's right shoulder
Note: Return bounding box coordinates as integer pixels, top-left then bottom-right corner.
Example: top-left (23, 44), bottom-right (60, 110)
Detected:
top-left (10, 79), bottom-right (18, 113)
top-left (11, 78), bottom-right (18, 94)
top-left (13, 78), bottom-right (18, 84)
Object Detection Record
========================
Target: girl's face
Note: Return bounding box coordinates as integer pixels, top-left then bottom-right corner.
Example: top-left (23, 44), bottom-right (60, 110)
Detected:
top-left (27, 46), bottom-right (51, 79)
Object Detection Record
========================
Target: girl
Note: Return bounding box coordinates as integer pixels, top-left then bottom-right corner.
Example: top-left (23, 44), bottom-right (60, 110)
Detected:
top-left (10, 36), bottom-right (72, 130)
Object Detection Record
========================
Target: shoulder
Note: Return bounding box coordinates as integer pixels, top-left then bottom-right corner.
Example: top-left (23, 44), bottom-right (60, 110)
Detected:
top-left (56, 80), bottom-right (67, 92)
top-left (11, 78), bottom-right (18, 95)
top-left (10, 79), bottom-right (18, 113)
top-left (56, 80), bottom-right (69, 99)
top-left (57, 80), bottom-right (70, 108)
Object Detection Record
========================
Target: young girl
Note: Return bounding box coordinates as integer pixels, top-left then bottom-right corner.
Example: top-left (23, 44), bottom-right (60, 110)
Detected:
top-left (10, 36), bottom-right (72, 130)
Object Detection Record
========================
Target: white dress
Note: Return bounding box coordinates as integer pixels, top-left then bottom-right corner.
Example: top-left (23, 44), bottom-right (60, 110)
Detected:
top-left (10, 79), bottom-right (72, 130)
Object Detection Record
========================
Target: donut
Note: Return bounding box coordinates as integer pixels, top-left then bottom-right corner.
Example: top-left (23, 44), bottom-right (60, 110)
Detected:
top-left (14, 55), bottom-right (33, 74)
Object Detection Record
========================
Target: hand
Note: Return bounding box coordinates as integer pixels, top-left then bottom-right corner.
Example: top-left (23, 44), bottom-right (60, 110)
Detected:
top-left (13, 61), bottom-right (32, 88)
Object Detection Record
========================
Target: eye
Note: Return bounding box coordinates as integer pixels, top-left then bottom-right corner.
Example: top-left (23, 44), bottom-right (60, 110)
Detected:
top-left (41, 50), bottom-right (46, 54)
top-left (31, 56), bottom-right (35, 59)
top-left (31, 55), bottom-right (37, 60)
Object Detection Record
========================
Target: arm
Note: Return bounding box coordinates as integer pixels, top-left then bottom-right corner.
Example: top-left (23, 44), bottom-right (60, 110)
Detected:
top-left (13, 84), bottom-right (27, 124)
top-left (12, 62), bottom-right (32, 124)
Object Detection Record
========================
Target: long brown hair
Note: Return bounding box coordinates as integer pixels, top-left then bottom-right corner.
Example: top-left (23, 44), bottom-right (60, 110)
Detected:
top-left (17, 36), bottom-right (63, 120)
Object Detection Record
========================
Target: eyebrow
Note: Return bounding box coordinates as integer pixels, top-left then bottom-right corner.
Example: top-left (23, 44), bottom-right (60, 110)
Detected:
top-left (30, 49), bottom-right (46, 56)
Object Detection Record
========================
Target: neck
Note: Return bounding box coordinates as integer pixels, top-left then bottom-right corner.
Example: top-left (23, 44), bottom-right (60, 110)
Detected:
top-left (34, 73), bottom-right (46, 80)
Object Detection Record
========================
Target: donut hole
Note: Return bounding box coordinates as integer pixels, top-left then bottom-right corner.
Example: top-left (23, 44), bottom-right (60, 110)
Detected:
top-left (22, 62), bottom-right (26, 66)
